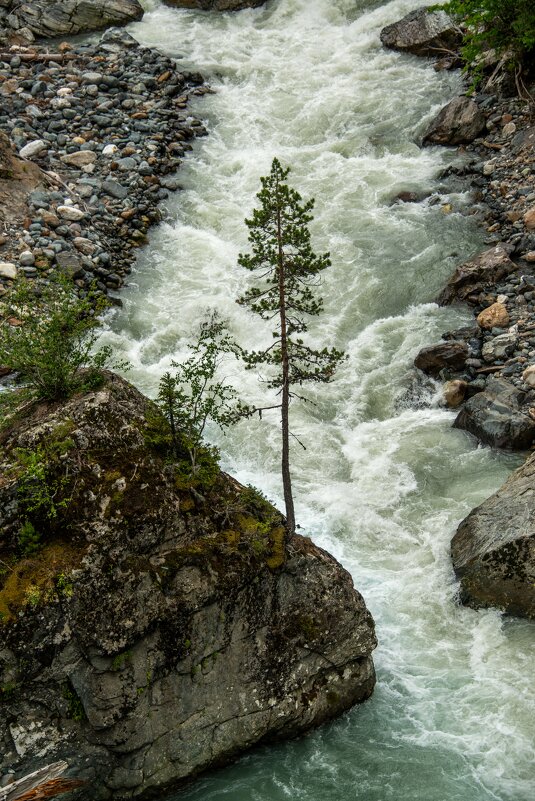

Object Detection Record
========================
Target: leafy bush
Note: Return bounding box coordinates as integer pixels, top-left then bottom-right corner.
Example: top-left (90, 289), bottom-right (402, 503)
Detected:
top-left (0, 275), bottom-right (119, 403)
top-left (444, 0), bottom-right (535, 77)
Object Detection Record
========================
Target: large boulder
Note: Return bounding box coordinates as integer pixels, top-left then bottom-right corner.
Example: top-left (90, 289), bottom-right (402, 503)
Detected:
top-left (0, 374), bottom-right (376, 799)
top-left (451, 453), bottom-right (535, 618)
top-left (423, 96), bottom-right (486, 146)
top-left (4, 0), bottom-right (143, 38)
top-left (438, 245), bottom-right (518, 306)
top-left (453, 376), bottom-right (535, 449)
top-left (162, 0), bottom-right (266, 10)
top-left (414, 340), bottom-right (469, 377)
top-left (380, 8), bottom-right (461, 57)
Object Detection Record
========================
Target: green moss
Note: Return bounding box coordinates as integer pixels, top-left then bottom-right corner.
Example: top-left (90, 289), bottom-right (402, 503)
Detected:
top-left (111, 650), bottom-right (132, 672)
top-left (63, 681), bottom-right (86, 722)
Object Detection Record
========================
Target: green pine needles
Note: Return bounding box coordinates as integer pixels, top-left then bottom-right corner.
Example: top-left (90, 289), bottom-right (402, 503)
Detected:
top-left (237, 158), bottom-right (345, 536)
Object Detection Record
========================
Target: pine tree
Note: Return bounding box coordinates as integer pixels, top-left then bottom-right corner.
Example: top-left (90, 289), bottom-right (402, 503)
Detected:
top-left (237, 158), bottom-right (345, 537)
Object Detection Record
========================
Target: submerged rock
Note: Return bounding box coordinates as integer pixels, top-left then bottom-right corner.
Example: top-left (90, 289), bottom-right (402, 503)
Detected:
top-left (414, 340), bottom-right (469, 377)
top-left (379, 8), bottom-right (461, 58)
top-left (162, 0), bottom-right (266, 10)
top-left (0, 374), bottom-right (376, 799)
top-left (423, 96), bottom-right (486, 146)
top-left (452, 453), bottom-right (535, 619)
top-left (453, 376), bottom-right (535, 449)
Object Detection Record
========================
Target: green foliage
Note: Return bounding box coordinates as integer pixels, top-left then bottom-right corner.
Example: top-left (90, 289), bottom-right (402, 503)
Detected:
top-left (18, 520), bottom-right (41, 556)
top-left (237, 158), bottom-right (345, 389)
top-left (157, 312), bottom-right (250, 476)
top-left (237, 158), bottom-right (345, 535)
top-left (55, 572), bottom-right (74, 598)
top-left (0, 275), bottom-right (122, 404)
top-left (16, 445), bottom-right (71, 523)
top-left (443, 0), bottom-right (535, 78)
top-left (63, 682), bottom-right (86, 722)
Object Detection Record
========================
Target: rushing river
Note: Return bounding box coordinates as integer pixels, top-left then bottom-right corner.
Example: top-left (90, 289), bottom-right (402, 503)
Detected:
top-left (99, 0), bottom-right (535, 799)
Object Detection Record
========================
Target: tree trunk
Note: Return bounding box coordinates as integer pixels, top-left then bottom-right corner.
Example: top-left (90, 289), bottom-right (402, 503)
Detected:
top-left (276, 196), bottom-right (295, 537)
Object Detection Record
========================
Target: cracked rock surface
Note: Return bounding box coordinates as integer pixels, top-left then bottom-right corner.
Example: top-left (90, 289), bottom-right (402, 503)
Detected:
top-left (0, 373), bottom-right (376, 799)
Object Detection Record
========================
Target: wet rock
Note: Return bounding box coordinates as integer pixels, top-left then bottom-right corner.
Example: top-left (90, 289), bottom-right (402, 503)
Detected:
top-left (524, 208), bottom-right (535, 231)
top-left (423, 96), bottom-right (486, 146)
top-left (522, 365), bottom-right (535, 388)
top-left (443, 379), bottom-right (468, 408)
top-left (379, 8), bottom-right (461, 57)
top-left (10, 0), bottom-right (143, 38)
top-left (477, 302), bottom-right (509, 330)
top-left (414, 340), bottom-right (469, 377)
top-left (61, 151), bottom-right (97, 168)
top-left (56, 206), bottom-right (85, 222)
top-left (451, 453), bottom-right (535, 618)
top-left (0, 374), bottom-right (377, 798)
top-left (482, 333), bottom-right (517, 362)
top-left (438, 245), bottom-right (517, 306)
top-left (163, 0), bottom-right (266, 10)
top-left (0, 262), bottom-right (17, 279)
top-left (18, 140), bottom-right (47, 159)
top-left (453, 376), bottom-right (535, 449)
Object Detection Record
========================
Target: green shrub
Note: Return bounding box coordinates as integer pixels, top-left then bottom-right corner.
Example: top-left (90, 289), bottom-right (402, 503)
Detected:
top-left (444, 0), bottom-right (535, 80)
top-left (18, 520), bottom-right (41, 556)
top-left (0, 275), bottom-right (121, 403)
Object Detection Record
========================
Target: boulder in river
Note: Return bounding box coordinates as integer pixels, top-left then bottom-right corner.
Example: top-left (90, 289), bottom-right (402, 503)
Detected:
top-left (451, 452), bottom-right (535, 619)
top-left (438, 245), bottom-right (518, 306)
top-left (453, 376), bottom-right (535, 449)
top-left (423, 96), bottom-right (486, 146)
top-left (0, 373), bottom-right (376, 800)
top-left (162, 0), bottom-right (266, 10)
top-left (4, 0), bottom-right (143, 38)
top-left (379, 8), bottom-right (461, 57)
top-left (414, 340), bottom-right (469, 377)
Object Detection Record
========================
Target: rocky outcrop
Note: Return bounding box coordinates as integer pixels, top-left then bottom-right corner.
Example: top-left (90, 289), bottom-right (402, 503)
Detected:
top-left (379, 8), bottom-right (461, 57)
top-left (438, 245), bottom-right (518, 306)
top-left (0, 0), bottom-right (143, 40)
top-left (162, 0), bottom-right (266, 11)
top-left (0, 374), bottom-right (376, 799)
top-left (423, 96), bottom-right (486, 146)
top-left (453, 376), bottom-right (535, 449)
top-left (452, 452), bottom-right (535, 618)
top-left (414, 340), bottom-right (469, 377)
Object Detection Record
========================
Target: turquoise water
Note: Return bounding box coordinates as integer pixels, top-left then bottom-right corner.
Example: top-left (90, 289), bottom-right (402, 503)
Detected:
top-left (98, 1), bottom-right (535, 798)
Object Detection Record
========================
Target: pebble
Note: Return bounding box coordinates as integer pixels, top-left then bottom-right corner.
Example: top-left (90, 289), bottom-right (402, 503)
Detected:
top-left (19, 140), bottom-right (47, 159)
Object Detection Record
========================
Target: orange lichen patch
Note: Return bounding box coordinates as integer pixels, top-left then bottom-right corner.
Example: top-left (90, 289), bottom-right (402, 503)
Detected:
top-left (0, 541), bottom-right (85, 624)
top-left (12, 778), bottom-right (86, 800)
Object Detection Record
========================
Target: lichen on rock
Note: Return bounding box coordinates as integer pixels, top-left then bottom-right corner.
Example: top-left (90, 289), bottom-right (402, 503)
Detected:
top-left (0, 373), bottom-right (376, 799)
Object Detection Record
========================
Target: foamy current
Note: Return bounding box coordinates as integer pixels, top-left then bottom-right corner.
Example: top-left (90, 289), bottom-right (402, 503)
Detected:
top-left (97, 1), bottom-right (535, 798)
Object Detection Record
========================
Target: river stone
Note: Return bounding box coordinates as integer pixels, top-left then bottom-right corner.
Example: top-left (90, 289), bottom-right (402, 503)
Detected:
top-left (18, 139), bottom-right (47, 159)
top-left (55, 250), bottom-right (84, 278)
top-left (101, 179), bottom-right (128, 199)
top-left (162, 0), bottom-right (266, 10)
top-left (453, 376), bottom-right (535, 449)
top-left (451, 453), bottom-right (535, 618)
top-left (443, 379), bottom-right (467, 408)
top-left (0, 262), bottom-right (17, 279)
top-left (481, 333), bottom-right (517, 363)
top-left (380, 8), bottom-right (461, 57)
top-left (438, 245), bottom-right (517, 306)
top-left (522, 365), bottom-right (535, 388)
top-left (61, 150), bottom-right (97, 167)
top-left (0, 374), bottom-right (376, 798)
top-left (524, 208), bottom-right (535, 231)
top-left (57, 205), bottom-right (85, 221)
top-left (13, 0), bottom-right (143, 38)
top-left (414, 340), bottom-right (469, 377)
top-left (423, 96), bottom-right (486, 146)
top-left (477, 302), bottom-right (509, 330)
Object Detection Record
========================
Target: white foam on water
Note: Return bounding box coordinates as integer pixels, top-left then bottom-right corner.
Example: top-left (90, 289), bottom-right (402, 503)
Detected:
top-left (97, 0), bottom-right (535, 798)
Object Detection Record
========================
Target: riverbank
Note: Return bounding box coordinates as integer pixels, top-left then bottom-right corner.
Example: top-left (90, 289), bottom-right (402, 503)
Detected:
top-left (0, 29), bottom-right (210, 302)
